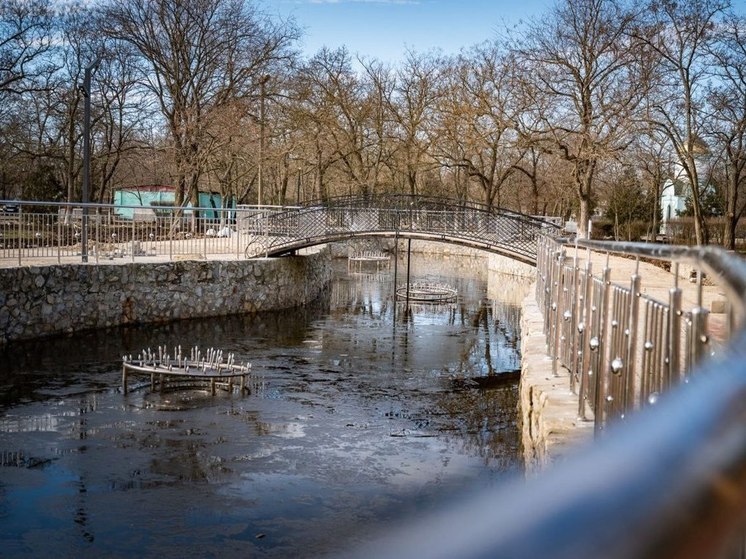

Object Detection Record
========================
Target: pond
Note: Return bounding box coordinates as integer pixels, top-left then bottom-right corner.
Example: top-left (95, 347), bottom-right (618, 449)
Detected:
top-left (0, 253), bottom-right (531, 558)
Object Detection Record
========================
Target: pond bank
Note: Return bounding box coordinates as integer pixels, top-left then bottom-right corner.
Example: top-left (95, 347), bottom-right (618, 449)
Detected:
top-left (0, 248), bottom-right (332, 344)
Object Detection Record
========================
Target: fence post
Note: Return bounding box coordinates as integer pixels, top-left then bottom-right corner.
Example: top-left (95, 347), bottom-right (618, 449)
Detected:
top-left (578, 257), bottom-right (593, 421)
top-left (57, 215), bottom-right (61, 265)
top-left (545, 246), bottom-right (558, 343)
top-left (17, 206), bottom-right (22, 266)
top-left (594, 265), bottom-right (612, 434)
top-left (235, 209), bottom-right (240, 260)
top-left (688, 306), bottom-right (710, 372)
top-left (667, 285), bottom-right (682, 389)
top-left (569, 249), bottom-right (581, 393)
top-left (203, 214), bottom-right (207, 257)
top-left (624, 269), bottom-right (641, 414)
top-left (552, 249), bottom-right (566, 377)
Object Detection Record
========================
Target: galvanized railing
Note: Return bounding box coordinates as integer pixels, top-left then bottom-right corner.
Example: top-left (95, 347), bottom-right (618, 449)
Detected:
top-left (0, 200), bottom-right (286, 265)
top-left (537, 236), bottom-right (742, 432)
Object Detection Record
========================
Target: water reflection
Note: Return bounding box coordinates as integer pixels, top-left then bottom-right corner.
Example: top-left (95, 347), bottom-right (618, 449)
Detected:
top-left (0, 253), bottom-right (530, 558)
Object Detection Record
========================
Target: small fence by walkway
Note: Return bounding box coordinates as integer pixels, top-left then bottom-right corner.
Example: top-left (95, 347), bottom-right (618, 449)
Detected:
top-left (0, 201), bottom-right (288, 266)
top-left (0, 202), bottom-right (245, 265)
top-left (536, 236), bottom-right (742, 433)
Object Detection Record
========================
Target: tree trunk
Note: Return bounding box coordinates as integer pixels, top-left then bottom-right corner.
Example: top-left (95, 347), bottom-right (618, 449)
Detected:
top-left (724, 172), bottom-right (737, 250)
top-left (575, 160), bottom-right (595, 239)
top-left (687, 165), bottom-right (706, 246)
top-left (407, 169), bottom-right (417, 196)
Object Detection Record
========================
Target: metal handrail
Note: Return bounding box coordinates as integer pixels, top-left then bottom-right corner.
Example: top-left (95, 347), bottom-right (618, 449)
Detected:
top-left (536, 236), bottom-right (746, 431)
top-left (243, 196), bottom-right (562, 263)
top-left (0, 200), bottom-right (250, 265)
top-left (574, 238), bottom-right (746, 324)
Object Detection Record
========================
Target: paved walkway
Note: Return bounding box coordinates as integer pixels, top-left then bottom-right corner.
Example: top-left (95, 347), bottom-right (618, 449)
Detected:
top-left (0, 245), bottom-right (323, 269)
top-left (574, 248), bottom-right (730, 343)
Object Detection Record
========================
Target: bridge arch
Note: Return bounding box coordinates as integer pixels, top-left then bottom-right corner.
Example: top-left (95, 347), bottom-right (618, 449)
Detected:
top-left (242, 195), bottom-right (563, 265)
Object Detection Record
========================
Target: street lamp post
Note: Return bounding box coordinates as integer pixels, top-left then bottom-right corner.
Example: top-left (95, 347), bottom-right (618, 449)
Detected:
top-left (296, 166), bottom-right (301, 205)
top-left (81, 57), bottom-right (100, 263)
top-left (258, 75), bottom-right (269, 208)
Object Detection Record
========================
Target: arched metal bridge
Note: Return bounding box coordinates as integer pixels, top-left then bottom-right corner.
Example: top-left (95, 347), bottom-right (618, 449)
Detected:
top-left (242, 195), bottom-right (562, 265)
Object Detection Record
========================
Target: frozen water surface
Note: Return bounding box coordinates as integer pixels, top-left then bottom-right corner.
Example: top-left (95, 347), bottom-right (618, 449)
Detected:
top-left (0, 255), bottom-right (530, 557)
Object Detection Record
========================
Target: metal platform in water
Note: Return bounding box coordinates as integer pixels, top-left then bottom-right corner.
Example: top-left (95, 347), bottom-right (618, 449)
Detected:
top-left (122, 345), bottom-right (253, 395)
top-left (396, 282), bottom-right (458, 303)
top-left (347, 251), bottom-right (391, 272)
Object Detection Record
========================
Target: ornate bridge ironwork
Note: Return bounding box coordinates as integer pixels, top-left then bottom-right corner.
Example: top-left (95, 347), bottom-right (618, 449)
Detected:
top-left (241, 195), bottom-right (563, 265)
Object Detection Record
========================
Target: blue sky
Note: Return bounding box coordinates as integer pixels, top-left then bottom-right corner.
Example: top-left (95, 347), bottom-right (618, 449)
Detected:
top-left (260, 0), bottom-right (554, 64)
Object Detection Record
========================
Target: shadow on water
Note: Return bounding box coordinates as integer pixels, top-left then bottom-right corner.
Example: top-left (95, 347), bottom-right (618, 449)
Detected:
top-left (0, 253), bottom-right (531, 558)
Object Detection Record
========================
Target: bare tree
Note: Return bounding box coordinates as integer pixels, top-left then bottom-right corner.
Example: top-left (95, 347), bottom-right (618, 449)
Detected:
top-left (201, 98), bottom-right (258, 205)
top-left (0, 0), bottom-right (55, 199)
top-left (635, 0), bottom-right (729, 245)
top-left (100, 0), bottom-right (299, 210)
top-left (0, 0), bottom-right (54, 95)
top-left (381, 50), bottom-right (441, 196)
top-left (91, 41), bottom-right (153, 203)
top-left (630, 131), bottom-right (672, 239)
top-left (296, 47), bottom-right (390, 198)
top-left (433, 45), bottom-right (528, 208)
top-left (514, 0), bottom-right (648, 238)
top-left (289, 50), bottom-right (346, 201)
top-left (708, 11), bottom-right (746, 249)
top-left (53, 4), bottom-right (99, 207)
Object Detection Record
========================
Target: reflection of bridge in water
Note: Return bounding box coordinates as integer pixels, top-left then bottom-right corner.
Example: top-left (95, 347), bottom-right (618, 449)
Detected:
top-left (242, 195), bottom-right (562, 264)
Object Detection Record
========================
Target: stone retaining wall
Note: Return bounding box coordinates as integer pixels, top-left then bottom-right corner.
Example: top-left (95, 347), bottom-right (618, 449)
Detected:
top-left (519, 285), bottom-right (593, 472)
top-left (488, 253), bottom-right (535, 278)
top-left (0, 250), bottom-right (332, 344)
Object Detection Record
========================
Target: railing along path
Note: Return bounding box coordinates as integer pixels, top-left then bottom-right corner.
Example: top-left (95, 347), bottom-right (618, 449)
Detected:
top-left (537, 236), bottom-right (738, 432)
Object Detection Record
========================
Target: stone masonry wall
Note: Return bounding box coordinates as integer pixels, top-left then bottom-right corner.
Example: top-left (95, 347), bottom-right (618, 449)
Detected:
top-left (488, 253), bottom-right (535, 278)
top-left (0, 250), bottom-right (332, 344)
top-left (519, 285), bottom-right (593, 472)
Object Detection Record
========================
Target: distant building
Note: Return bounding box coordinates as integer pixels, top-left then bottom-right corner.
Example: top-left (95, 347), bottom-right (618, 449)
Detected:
top-left (659, 139), bottom-right (712, 235)
top-left (660, 178), bottom-right (689, 233)
top-left (113, 185), bottom-right (232, 220)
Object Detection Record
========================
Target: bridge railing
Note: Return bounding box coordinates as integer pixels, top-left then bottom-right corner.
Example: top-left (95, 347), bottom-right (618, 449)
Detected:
top-left (243, 196), bottom-right (561, 261)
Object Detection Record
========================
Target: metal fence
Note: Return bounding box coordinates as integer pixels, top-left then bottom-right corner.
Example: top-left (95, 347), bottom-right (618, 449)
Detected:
top-left (536, 236), bottom-right (744, 433)
top-left (0, 200), bottom-right (288, 265)
top-left (1, 197), bottom-right (561, 266)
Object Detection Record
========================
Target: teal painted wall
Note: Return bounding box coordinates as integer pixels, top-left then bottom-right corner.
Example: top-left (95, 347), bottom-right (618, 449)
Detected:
top-left (113, 189), bottom-right (234, 220)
